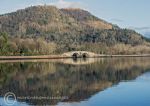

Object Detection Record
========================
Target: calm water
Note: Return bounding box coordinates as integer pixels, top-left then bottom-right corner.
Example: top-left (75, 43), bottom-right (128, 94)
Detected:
top-left (0, 57), bottom-right (150, 106)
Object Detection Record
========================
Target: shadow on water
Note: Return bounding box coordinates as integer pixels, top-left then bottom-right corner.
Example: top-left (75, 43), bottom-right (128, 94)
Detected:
top-left (0, 57), bottom-right (150, 105)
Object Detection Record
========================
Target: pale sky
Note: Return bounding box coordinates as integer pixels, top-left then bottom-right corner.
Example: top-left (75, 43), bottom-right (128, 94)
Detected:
top-left (0, 0), bottom-right (150, 37)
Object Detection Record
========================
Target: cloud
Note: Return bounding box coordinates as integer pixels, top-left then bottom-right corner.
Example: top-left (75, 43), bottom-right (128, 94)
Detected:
top-left (129, 26), bottom-right (150, 31)
top-left (110, 18), bottom-right (124, 22)
top-left (0, 0), bottom-right (87, 14)
top-left (129, 26), bottom-right (150, 38)
top-left (143, 32), bottom-right (150, 38)
top-left (50, 0), bottom-right (86, 9)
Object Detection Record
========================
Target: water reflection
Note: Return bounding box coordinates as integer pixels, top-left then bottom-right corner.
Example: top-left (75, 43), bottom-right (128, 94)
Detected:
top-left (0, 57), bottom-right (150, 105)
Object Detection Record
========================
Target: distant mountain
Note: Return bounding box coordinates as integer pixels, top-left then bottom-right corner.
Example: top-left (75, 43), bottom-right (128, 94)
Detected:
top-left (0, 5), bottom-right (150, 55)
top-left (144, 32), bottom-right (150, 38)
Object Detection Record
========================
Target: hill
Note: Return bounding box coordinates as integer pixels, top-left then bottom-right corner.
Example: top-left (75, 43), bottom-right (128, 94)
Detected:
top-left (0, 5), bottom-right (150, 55)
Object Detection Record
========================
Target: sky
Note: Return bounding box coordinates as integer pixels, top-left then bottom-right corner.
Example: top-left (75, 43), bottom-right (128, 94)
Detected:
top-left (0, 0), bottom-right (150, 37)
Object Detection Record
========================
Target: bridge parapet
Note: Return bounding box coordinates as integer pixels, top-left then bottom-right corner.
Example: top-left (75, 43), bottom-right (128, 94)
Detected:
top-left (62, 51), bottom-right (99, 58)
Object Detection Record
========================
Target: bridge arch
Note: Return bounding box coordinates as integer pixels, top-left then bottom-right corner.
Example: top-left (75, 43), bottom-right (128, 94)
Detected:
top-left (72, 53), bottom-right (80, 58)
top-left (82, 53), bottom-right (89, 58)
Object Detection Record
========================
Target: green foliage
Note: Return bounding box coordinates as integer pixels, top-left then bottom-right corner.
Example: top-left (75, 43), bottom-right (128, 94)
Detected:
top-left (0, 34), bottom-right (57, 56)
top-left (26, 27), bottom-right (39, 35)
top-left (0, 32), bottom-right (8, 54)
top-left (0, 32), bottom-right (8, 42)
top-left (38, 19), bottom-right (48, 25)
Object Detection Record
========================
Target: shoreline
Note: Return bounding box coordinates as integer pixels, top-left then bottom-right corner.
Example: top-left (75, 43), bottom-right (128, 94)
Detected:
top-left (0, 55), bottom-right (66, 60)
top-left (0, 54), bottom-right (150, 60)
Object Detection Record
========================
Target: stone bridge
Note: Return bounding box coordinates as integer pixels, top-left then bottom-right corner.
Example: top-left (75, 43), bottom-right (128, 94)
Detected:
top-left (62, 51), bottom-right (99, 58)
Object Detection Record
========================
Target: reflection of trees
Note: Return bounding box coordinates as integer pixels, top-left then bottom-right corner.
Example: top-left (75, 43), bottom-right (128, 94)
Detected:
top-left (0, 57), bottom-right (150, 105)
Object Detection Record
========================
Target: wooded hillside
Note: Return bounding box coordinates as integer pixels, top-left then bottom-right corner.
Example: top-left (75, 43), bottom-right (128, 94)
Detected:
top-left (0, 6), bottom-right (150, 55)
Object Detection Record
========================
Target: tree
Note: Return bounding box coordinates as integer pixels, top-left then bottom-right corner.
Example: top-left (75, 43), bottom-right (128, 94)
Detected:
top-left (0, 32), bottom-right (8, 54)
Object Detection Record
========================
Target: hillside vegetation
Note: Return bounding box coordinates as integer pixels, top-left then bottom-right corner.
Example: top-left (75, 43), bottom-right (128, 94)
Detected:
top-left (0, 5), bottom-right (150, 55)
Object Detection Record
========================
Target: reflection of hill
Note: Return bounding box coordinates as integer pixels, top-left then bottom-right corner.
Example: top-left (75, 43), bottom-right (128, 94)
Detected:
top-left (0, 57), bottom-right (150, 105)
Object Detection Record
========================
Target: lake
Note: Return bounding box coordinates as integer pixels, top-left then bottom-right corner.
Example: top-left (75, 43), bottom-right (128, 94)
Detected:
top-left (0, 57), bottom-right (150, 106)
